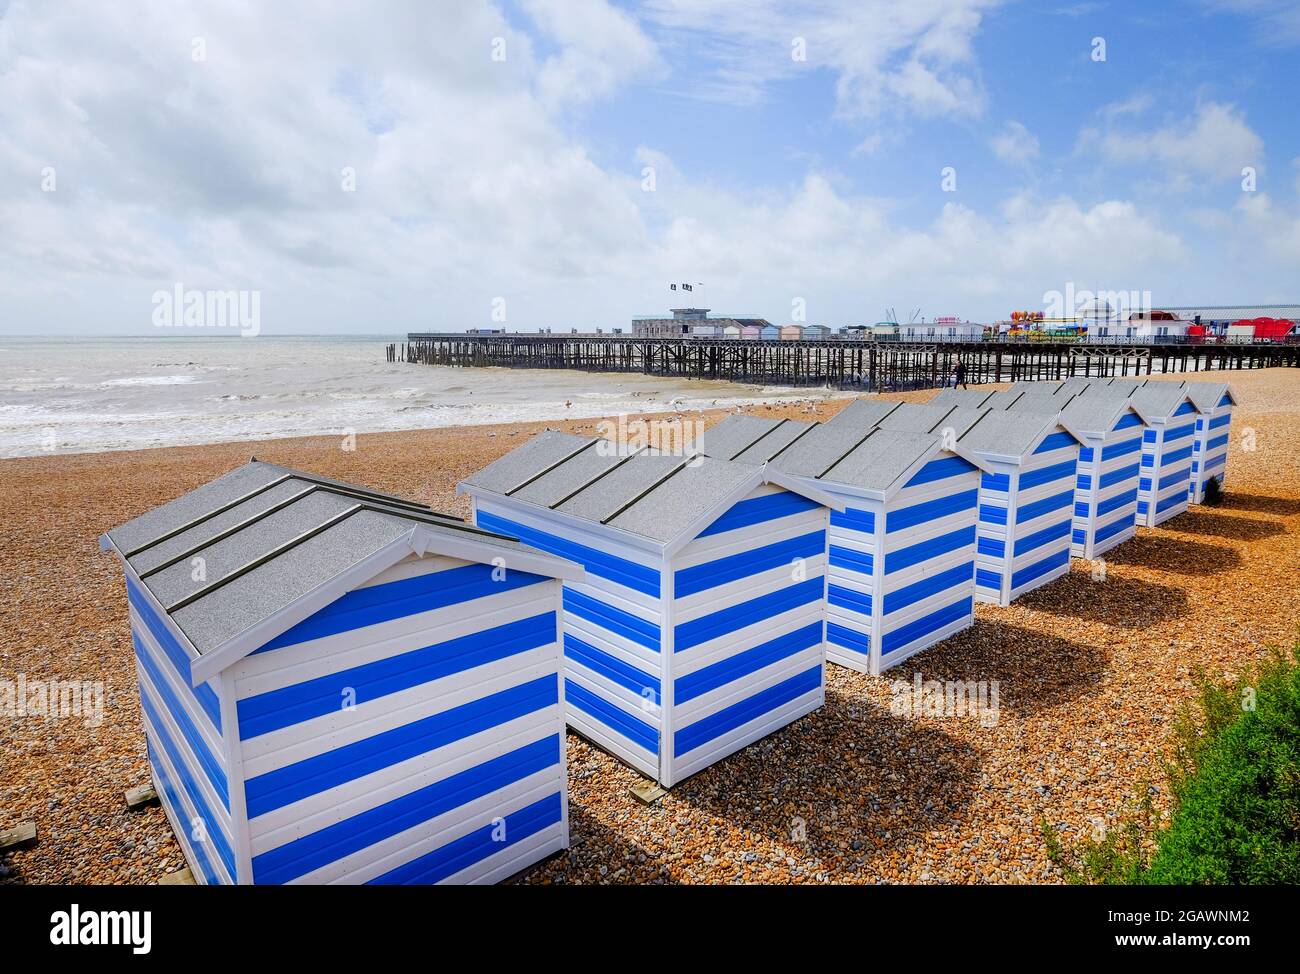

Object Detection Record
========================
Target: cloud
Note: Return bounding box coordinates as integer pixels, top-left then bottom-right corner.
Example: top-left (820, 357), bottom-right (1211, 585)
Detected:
top-left (519, 0), bottom-right (664, 107)
top-left (990, 121), bottom-right (1040, 167)
top-left (1087, 101), bottom-right (1265, 186)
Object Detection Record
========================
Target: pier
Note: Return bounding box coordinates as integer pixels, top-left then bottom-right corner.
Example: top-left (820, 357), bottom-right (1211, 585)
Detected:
top-left (391, 333), bottom-right (1300, 392)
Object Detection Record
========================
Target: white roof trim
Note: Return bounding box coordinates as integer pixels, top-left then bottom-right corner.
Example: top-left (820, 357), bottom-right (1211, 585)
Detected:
top-left (413, 525), bottom-right (584, 582)
top-left (762, 468), bottom-right (846, 512)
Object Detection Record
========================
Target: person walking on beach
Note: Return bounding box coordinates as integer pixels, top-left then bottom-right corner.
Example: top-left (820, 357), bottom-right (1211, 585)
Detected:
top-left (954, 360), bottom-right (968, 389)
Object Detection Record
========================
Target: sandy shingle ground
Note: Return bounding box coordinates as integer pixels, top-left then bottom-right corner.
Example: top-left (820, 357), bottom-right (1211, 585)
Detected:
top-left (2, 368), bottom-right (1297, 884)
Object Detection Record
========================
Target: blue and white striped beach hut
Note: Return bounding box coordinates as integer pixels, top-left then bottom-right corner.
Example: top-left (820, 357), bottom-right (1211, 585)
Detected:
top-left (101, 460), bottom-right (580, 885)
top-left (1185, 381), bottom-right (1238, 503)
top-left (459, 431), bottom-right (841, 788)
top-left (1126, 383), bottom-right (1197, 527)
top-left (755, 423), bottom-right (987, 676)
top-left (1053, 395), bottom-right (1146, 559)
top-left (959, 409), bottom-right (1084, 606)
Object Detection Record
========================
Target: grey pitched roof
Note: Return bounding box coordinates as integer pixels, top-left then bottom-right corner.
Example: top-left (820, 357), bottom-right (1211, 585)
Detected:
top-left (1057, 377), bottom-right (1094, 395)
top-left (1005, 391), bottom-right (1067, 414)
top-left (460, 429), bottom-right (591, 495)
top-left (877, 404), bottom-right (954, 433)
top-left (1184, 380), bottom-right (1237, 412)
top-left (1059, 396), bottom-right (1140, 435)
top-left (106, 461), bottom-right (539, 655)
top-left (767, 422), bottom-right (871, 480)
top-left (937, 407), bottom-right (992, 439)
top-left (605, 456), bottom-right (756, 543)
top-left (1011, 380), bottom-right (1062, 393)
top-left (731, 420), bottom-right (814, 464)
top-left (929, 389), bottom-right (994, 408)
top-left (819, 429), bottom-right (941, 492)
top-left (700, 415), bottom-right (784, 461)
top-left (959, 409), bottom-right (1070, 459)
top-left (1129, 382), bottom-right (1191, 421)
top-left (825, 398), bottom-right (901, 430)
top-left (983, 389), bottom-right (1026, 410)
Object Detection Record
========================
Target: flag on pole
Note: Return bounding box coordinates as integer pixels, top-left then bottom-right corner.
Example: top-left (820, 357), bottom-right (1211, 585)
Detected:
top-left (682, 283), bottom-right (692, 291)
top-left (670, 284), bottom-right (677, 290)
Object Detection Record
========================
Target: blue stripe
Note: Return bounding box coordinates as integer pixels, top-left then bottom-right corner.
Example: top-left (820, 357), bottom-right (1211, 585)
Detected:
top-left (1174, 401), bottom-right (1196, 416)
top-left (139, 687), bottom-right (235, 881)
top-left (883, 561), bottom-right (973, 615)
top-left (253, 735), bottom-right (561, 884)
top-left (977, 536), bottom-right (1005, 558)
top-left (1013, 519), bottom-right (1071, 557)
top-left (1143, 429), bottom-right (1158, 444)
top-left (259, 562), bottom-right (550, 652)
top-left (1076, 474), bottom-right (1093, 490)
top-left (564, 588), bottom-right (660, 652)
top-left (1101, 437), bottom-right (1142, 461)
top-left (244, 675), bottom-right (558, 819)
top-left (240, 612), bottom-right (557, 739)
top-left (1074, 501), bottom-right (1090, 518)
top-left (674, 530), bottom-right (825, 598)
top-left (126, 579), bottom-right (221, 731)
top-left (1139, 477), bottom-right (1152, 492)
top-left (1114, 412), bottom-right (1143, 430)
top-left (1078, 447), bottom-right (1095, 463)
top-left (475, 510), bottom-right (659, 597)
top-left (1160, 467), bottom-right (1191, 490)
top-left (698, 491), bottom-right (820, 538)
top-left (134, 631), bottom-right (228, 809)
top-left (1207, 433), bottom-right (1229, 450)
top-left (885, 525), bottom-right (976, 574)
top-left (675, 622), bottom-right (822, 704)
top-left (1011, 548), bottom-right (1070, 589)
top-left (1165, 421), bottom-right (1195, 442)
top-left (1156, 492), bottom-right (1187, 514)
top-left (1190, 461), bottom-right (1199, 473)
top-left (1033, 431), bottom-right (1076, 454)
top-left (564, 633), bottom-right (659, 704)
top-left (367, 792), bottom-right (563, 885)
top-left (981, 472), bottom-right (1010, 492)
top-left (1099, 462), bottom-right (1140, 490)
top-left (1137, 500), bottom-right (1149, 515)
top-left (1164, 444), bottom-right (1194, 465)
top-left (828, 583), bottom-right (872, 616)
top-left (976, 568), bottom-right (1002, 590)
top-left (1206, 454), bottom-right (1226, 471)
top-left (1017, 488), bottom-right (1074, 524)
top-left (1020, 458), bottom-right (1077, 491)
top-left (1071, 528), bottom-right (1086, 546)
top-left (1141, 453), bottom-right (1155, 468)
top-left (1218, 394), bottom-right (1232, 407)
top-left (830, 506), bottom-right (875, 535)
top-left (881, 597), bottom-right (971, 656)
top-left (828, 544), bottom-right (873, 576)
top-left (674, 577), bottom-right (823, 652)
top-left (1209, 414), bottom-right (1231, 430)
top-left (566, 679), bottom-right (658, 754)
top-left (1094, 514), bottom-right (1134, 544)
top-left (904, 456), bottom-right (975, 487)
top-left (826, 622), bottom-right (869, 656)
top-left (147, 741), bottom-right (219, 886)
top-left (979, 504), bottom-right (1008, 525)
top-left (1097, 487), bottom-right (1138, 518)
top-left (886, 489), bottom-right (978, 533)
top-left (674, 666), bottom-right (821, 756)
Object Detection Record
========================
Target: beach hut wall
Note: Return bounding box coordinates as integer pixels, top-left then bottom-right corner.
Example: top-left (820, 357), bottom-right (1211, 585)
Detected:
top-left (1129, 383), bottom-right (1197, 527)
top-left (1185, 381), bottom-right (1238, 503)
top-left (765, 425), bottom-right (987, 676)
top-left (1057, 397), bottom-right (1147, 560)
top-left (957, 410), bottom-right (1084, 606)
top-left (459, 431), bottom-right (840, 787)
top-left (100, 460), bottom-right (580, 885)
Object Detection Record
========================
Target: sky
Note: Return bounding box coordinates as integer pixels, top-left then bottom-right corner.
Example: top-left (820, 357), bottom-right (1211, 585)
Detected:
top-left (1, 0), bottom-right (1298, 335)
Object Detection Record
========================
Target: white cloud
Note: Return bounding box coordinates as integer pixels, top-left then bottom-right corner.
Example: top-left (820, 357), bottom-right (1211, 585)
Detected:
top-left (990, 121), bottom-right (1040, 167)
top-left (519, 0), bottom-right (663, 107)
top-left (1088, 101), bottom-right (1265, 186)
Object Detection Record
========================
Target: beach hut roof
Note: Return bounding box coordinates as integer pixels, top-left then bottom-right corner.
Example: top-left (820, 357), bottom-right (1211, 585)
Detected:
top-left (982, 389), bottom-right (1027, 410)
top-left (100, 460), bottom-right (580, 679)
top-left (1058, 395), bottom-right (1140, 436)
top-left (1128, 382), bottom-right (1192, 421)
top-left (877, 403), bottom-right (955, 433)
top-left (959, 409), bottom-right (1078, 461)
top-left (929, 388), bottom-right (994, 408)
top-left (769, 425), bottom-right (985, 497)
top-left (1010, 380), bottom-right (1062, 393)
top-left (460, 430), bottom-right (841, 547)
top-left (731, 419), bottom-right (815, 464)
top-left (1184, 380), bottom-right (1238, 411)
top-left (1057, 377), bottom-right (1093, 395)
top-left (1006, 390), bottom-right (1076, 413)
top-left (825, 398), bottom-right (902, 430)
top-left (938, 407), bottom-right (993, 439)
top-left (701, 414), bottom-right (786, 461)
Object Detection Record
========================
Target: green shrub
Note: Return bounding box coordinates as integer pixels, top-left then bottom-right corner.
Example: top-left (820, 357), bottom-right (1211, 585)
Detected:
top-left (1045, 642), bottom-right (1300, 884)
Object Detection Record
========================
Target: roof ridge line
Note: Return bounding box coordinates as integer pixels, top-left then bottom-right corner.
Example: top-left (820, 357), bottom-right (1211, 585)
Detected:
top-left (549, 443), bottom-right (647, 510)
top-left (762, 421), bottom-right (816, 465)
top-left (504, 436), bottom-right (598, 496)
top-left (727, 417), bottom-right (788, 460)
top-left (816, 425), bottom-right (881, 481)
top-left (599, 454), bottom-right (695, 525)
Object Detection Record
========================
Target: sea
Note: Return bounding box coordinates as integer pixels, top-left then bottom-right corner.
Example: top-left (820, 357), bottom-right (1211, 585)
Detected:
top-left (0, 335), bottom-right (816, 459)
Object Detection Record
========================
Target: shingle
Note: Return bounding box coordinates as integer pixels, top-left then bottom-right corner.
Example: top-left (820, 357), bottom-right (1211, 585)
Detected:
top-left (820, 429), bottom-right (938, 492)
top-left (825, 399), bottom-right (901, 431)
top-left (730, 420), bottom-right (815, 465)
top-left (607, 457), bottom-right (755, 542)
top-left (878, 404), bottom-right (953, 433)
top-left (767, 422), bottom-right (870, 479)
top-left (700, 415), bottom-right (785, 460)
top-left (460, 430), bottom-right (593, 495)
top-left (555, 451), bottom-right (687, 523)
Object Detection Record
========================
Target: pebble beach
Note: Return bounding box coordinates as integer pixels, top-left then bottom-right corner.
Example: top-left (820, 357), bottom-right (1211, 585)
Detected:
top-left (3, 368), bottom-right (1298, 885)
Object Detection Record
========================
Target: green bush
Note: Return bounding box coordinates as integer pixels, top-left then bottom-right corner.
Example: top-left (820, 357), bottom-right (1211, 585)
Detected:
top-left (1045, 642), bottom-right (1300, 884)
